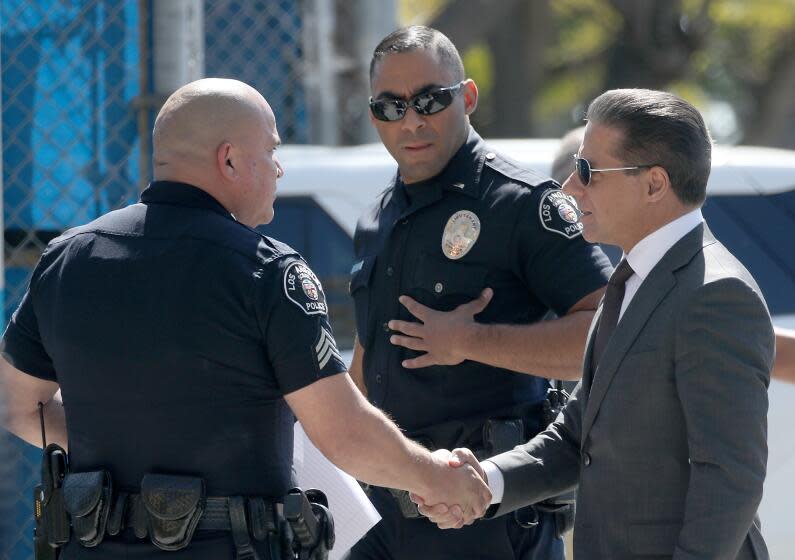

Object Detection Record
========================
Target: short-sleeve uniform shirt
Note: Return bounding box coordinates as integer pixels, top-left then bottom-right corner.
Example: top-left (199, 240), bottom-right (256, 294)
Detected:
top-left (1, 181), bottom-right (346, 500)
top-left (351, 128), bottom-right (612, 445)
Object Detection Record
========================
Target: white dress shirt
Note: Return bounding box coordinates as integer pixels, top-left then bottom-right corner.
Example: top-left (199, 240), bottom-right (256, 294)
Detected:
top-left (481, 208), bottom-right (704, 505)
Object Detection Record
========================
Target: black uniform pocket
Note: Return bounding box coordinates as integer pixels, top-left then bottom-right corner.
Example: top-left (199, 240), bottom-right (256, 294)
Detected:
top-left (349, 256), bottom-right (376, 344)
top-left (63, 470), bottom-right (112, 547)
top-left (413, 252), bottom-right (488, 308)
top-left (349, 256), bottom-right (376, 295)
top-left (141, 473), bottom-right (205, 551)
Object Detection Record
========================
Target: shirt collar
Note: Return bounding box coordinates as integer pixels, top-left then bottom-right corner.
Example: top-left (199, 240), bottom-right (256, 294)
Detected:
top-left (625, 208), bottom-right (704, 281)
top-left (140, 181), bottom-right (234, 219)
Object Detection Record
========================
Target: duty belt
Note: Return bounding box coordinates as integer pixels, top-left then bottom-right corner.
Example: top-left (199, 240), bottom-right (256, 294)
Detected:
top-left (35, 445), bottom-right (334, 560)
top-left (55, 470), bottom-right (282, 560)
top-left (116, 493), bottom-right (280, 536)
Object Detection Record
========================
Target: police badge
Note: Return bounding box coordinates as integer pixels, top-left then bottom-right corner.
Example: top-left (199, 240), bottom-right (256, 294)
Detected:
top-left (539, 188), bottom-right (583, 239)
top-left (442, 210), bottom-right (480, 260)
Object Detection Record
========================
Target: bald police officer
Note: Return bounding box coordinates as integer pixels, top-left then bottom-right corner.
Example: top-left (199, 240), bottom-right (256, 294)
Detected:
top-left (347, 27), bottom-right (612, 560)
top-left (0, 78), bottom-right (490, 560)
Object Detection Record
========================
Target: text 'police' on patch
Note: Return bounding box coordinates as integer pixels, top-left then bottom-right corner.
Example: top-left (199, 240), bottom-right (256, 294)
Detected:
top-left (539, 188), bottom-right (583, 239)
top-left (283, 261), bottom-right (328, 316)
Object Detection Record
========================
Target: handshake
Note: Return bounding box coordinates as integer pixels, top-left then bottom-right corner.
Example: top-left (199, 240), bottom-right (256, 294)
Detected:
top-left (409, 448), bottom-right (492, 529)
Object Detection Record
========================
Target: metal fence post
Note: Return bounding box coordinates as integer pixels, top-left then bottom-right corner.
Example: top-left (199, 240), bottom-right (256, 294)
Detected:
top-left (303, 0), bottom-right (339, 145)
top-left (153, 0), bottom-right (205, 94)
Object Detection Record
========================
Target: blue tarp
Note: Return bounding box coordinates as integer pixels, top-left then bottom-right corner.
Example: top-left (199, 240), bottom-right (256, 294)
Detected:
top-left (2, 0), bottom-right (141, 233)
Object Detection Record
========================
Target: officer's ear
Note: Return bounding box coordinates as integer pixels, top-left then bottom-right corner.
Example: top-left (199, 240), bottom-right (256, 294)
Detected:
top-left (462, 79), bottom-right (478, 116)
top-left (217, 142), bottom-right (237, 180)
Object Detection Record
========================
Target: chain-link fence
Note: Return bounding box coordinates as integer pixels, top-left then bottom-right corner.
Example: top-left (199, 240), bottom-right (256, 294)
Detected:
top-left (205, 0), bottom-right (309, 142)
top-left (2, 1), bottom-right (146, 557)
top-left (2, 0), bottom-right (145, 318)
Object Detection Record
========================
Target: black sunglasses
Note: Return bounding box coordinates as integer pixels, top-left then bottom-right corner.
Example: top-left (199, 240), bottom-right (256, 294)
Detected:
top-left (369, 81), bottom-right (466, 122)
top-left (573, 155), bottom-right (657, 186)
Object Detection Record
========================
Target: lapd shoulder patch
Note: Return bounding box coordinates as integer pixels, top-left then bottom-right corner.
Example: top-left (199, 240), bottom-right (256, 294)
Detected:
top-left (538, 188), bottom-right (583, 239)
top-left (283, 261), bottom-right (328, 316)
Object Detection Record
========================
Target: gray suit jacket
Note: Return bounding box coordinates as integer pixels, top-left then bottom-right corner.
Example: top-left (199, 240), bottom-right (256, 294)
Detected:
top-left (488, 224), bottom-right (774, 559)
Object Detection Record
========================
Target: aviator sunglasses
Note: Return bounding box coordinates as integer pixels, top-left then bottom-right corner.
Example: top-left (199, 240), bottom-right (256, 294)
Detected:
top-left (573, 154), bottom-right (657, 186)
top-left (369, 81), bottom-right (466, 122)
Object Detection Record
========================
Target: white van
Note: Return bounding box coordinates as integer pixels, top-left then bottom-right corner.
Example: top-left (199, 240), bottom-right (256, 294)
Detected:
top-left (262, 140), bottom-right (795, 559)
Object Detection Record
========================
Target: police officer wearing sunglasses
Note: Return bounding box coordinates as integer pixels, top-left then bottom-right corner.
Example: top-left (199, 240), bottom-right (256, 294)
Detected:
top-left (347, 26), bottom-right (613, 559)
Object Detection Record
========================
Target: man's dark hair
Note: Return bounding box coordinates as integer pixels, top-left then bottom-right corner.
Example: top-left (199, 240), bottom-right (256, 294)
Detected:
top-left (370, 25), bottom-right (465, 85)
top-left (586, 89), bottom-right (712, 206)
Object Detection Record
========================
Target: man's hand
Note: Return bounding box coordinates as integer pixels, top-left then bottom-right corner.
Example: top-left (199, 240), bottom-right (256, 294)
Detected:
top-left (409, 449), bottom-right (491, 529)
top-left (388, 288), bottom-right (493, 369)
top-left (411, 448), bottom-right (489, 529)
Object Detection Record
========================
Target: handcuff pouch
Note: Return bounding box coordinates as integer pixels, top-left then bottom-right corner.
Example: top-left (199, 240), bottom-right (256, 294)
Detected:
top-left (63, 470), bottom-right (112, 547)
top-left (141, 473), bottom-right (205, 551)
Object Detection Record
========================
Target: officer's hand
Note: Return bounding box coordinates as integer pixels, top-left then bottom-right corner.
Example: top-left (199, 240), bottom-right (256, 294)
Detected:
top-left (416, 501), bottom-right (466, 529)
top-left (388, 288), bottom-right (493, 369)
top-left (410, 448), bottom-right (490, 529)
top-left (448, 448), bottom-right (484, 478)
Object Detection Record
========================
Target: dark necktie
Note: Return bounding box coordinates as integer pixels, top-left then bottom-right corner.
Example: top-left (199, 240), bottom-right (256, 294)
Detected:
top-left (591, 259), bottom-right (635, 370)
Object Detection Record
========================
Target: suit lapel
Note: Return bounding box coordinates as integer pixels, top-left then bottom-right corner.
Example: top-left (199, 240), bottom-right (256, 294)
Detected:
top-left (580, 223), bottom-right (712, 442)
top-left (581, 270), bottom-right (676, 439)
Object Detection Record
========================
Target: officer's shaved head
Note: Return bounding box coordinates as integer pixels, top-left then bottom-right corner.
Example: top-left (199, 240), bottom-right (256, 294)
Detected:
top-left (152, 78), bottom-right (283, 227)
top-left (153, 78), bottom-right (271, 177)
top-left (370, 25), bottom-right (465, 85)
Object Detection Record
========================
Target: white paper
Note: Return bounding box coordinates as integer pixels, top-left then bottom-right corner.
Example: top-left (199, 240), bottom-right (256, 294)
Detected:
top-left (293, 422), bottom-right (381, 559)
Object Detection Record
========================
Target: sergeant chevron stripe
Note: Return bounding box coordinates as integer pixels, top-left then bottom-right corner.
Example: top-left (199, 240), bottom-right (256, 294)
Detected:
top-left (315, 327), bottom-right (341, 370)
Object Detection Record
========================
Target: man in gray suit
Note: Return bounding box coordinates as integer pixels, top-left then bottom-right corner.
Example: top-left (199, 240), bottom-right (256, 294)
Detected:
top-left (418, 89), bottom-right (775, 559)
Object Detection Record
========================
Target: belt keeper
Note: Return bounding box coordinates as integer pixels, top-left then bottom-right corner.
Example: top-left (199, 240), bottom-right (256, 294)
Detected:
top-left (129, 494), bottom-right (148, 539)
top-left (106, 492), bottom-right (128, 536)
top-left (247, 497), bottom-right (276, 541)
top-left (229, 496), bottom-right (260, 560)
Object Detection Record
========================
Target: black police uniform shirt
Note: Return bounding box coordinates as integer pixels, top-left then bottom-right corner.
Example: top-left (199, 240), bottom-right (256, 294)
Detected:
top-left (351, 128), bottom-right (613, 445)
top-left (1, 181), bottom-right (347, 501)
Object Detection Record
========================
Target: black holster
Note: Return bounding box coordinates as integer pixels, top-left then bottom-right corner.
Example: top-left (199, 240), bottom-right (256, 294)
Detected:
top-left (482, 418), bottom-right (524, 456)
top-left (483, 410), bottom-right (576, 536)
top-left (536, 383), bottom-right (576, 536)
top-left (383, 416), bottom-right (534, 521)
top-left (482, 418), bottom-right (549, 531)
top-left (284, 488), bottom-right (334, 560)
top-left (386, 487), bottom-right (423, 519)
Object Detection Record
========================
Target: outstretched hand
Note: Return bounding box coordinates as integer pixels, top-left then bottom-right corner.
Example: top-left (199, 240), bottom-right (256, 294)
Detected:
top-left (408, 449), bottom-right (491, 529)
top-left (411, 448), bottom-right (490, 529)
top-left (388, 288), bottom-right (493, 369)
